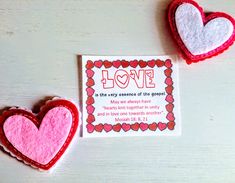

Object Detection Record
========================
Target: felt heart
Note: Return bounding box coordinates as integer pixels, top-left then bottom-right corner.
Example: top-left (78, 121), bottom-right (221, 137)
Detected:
top-left (166, 112), bottom-right (175, 121)
top-left (165, 86), bottom-right (174, 94)
top-left (165, 94), bottom-right (174, 103)
top-left (164, 69), bottom-right (172, 77)
top-left (165, 77), bottom-right (173, 85)
top-left (168, 0), bottom-right (235, 64)
top-left (0, 99), bottom-right (79, 171)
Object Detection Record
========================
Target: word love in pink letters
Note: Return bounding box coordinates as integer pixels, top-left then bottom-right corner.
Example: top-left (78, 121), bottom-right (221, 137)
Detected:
top-left (101, 69), bottom-right (156, 89)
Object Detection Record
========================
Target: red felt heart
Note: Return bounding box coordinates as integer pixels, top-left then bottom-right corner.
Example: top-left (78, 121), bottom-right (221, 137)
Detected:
top-left (164, 69), bottom-right (173, 77)
top-left (168, 0), bottom-right (235, 64)
top-left (166, 103), bottom-right (174, 112)
top-left (0, 99), bottom-right (79, 171)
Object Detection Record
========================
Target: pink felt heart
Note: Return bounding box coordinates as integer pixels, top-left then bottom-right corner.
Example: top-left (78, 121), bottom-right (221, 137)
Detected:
top-left (103, 124), bottom-right (112, 132)
top-left (3, 107), bottom-right (72, 165)
top-left (0, 99), bottom-right (79, 170)
top-left (168, 0), bottom-right (235, 64)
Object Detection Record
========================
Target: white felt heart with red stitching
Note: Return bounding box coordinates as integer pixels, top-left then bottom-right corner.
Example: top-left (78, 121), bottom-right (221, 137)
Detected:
top-left (168, 0), bottom-right (235, 64)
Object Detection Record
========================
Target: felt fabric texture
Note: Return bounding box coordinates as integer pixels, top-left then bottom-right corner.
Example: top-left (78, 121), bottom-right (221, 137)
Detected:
top-left (167, 0), bottom-right (235, 64)
top-left (3, 107), bottom-right (72, 165)
top-left (175, 3), bottom-right (234, 55)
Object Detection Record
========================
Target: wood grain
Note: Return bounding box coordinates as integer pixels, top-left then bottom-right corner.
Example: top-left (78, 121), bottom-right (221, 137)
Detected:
top-left (0, 0), bottom-right (235, 182)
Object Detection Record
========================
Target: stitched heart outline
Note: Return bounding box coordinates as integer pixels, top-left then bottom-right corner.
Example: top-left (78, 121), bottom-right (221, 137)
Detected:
top-left (168, 0), bottom-right (235, 64)
top-left (0, 99), bottom-right (79, 171)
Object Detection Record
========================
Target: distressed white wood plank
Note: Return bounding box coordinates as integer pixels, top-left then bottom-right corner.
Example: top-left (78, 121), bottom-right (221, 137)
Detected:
top-left (0, 0), bottom-right (235, 182)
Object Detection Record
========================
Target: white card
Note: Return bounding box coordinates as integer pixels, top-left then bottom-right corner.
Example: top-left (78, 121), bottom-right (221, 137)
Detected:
top-left (81, 55), bottom-right (181, 137)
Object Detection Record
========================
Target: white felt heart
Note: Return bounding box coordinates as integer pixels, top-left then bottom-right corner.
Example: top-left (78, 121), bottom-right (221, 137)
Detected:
top-left (175, 3), bottom-right (234, 55)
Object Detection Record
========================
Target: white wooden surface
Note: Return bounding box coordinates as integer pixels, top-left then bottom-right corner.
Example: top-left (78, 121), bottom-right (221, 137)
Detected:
top-left (0, 0), bottom-right (235, 182)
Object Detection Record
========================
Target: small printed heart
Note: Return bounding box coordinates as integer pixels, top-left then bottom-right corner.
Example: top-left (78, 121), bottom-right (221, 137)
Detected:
top-left (86, 105), bottom-right (95, 114)
top-left (168, 0), bottom-right (235, 63)
top-left (158, 122), bottom-right (167, 131)
top-left (167, 121), bottom-right (175, 130)
top-left (94, 60), bottom-right (103, 68)
top-left (131, 122), bottom-right (140, 131)
top-left (166, 103), bottom-right (174, 112)
top-left (87, 123), bottom-right (95, 133)
top-left (86, 87), bottom-right (95, 96)
top-left (165, 86), bottom-right (174, 94)
top-left (121, 60), bottom-right (129, 68)
top-left (149, 122), bottom-right (157, 131)
top-left (156, 59), bottom-right (165, 67)
top-left (113, 123), bottom-right (122, 132)
top-left (165, 77), bottom-right (173, 86)
top-left (86, 97), bottom-right (95, 105)
top-left (164, 69), bottom-right (173, 77)
top-left (166, 112), bottom-right (175, 121)
top-left (86, 78), bottom-right (95, 87)
top-left (165, 59), bottom-right (172, 68)
top-left (165, 94), bottom-right (174, 103)
top-left (86, 69), bottom-right (94, 78)
top-left (117, 74), bottom-right (128, 85)
top-left (0, 99), bottom-right (79, 170)
top-left (113, 60), bottom-right (121, 68)
top-left (86, 114), bottom-right (95, 123)
top-left (139, 122), bottom-right (148, 131)
top-left (139, 60), bottom-right (147, 68)
top-left (103, 60), bottom-right (113, 68)
top-left (130, 60), bottom-right (139, 68)
top-left (95, 124), bottom-right (103, 132)
top-left (103, 124), bottom-right (112, 132)
top-left (147, 60), bottom-right (156, 68)
top-left (86, 60), bottom-right (94, 69)
top-left (122, 123), bottom-right (131, 132)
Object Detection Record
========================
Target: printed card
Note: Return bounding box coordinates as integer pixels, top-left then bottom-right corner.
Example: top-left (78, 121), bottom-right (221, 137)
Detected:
top-left (81, 56), bottom-right (181, 137)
